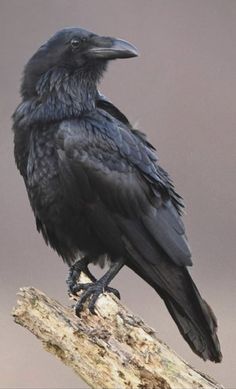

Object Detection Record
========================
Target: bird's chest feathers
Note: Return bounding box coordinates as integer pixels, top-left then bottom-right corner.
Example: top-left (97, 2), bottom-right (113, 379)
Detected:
top-left (27, 129), bottom-right (61, 211)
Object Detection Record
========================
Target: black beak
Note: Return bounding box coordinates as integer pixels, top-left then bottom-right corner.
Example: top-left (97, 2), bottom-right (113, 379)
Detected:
top-left (88, 37), bottom-right (139, 60)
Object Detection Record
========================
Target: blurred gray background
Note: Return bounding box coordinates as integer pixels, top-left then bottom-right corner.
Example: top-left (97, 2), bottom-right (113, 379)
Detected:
top-left (1, 0), bottom-right (236, 387)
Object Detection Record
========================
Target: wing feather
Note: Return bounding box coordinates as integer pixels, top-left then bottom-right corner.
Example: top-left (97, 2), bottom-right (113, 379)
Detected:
top-left (56, 112), bottom-right (192, 266)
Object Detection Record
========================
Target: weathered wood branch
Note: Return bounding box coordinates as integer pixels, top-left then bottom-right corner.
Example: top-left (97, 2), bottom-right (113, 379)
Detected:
top-left (12, 279), bottom-right (223, 389)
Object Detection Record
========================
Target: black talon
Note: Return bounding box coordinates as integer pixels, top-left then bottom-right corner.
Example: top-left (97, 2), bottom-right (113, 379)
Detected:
top-left (70, 282), bottom-right (91, 295)
top-left (73, 260), bottom-right (124, 316)
top-left (105, 286), bottom-right (121, 300)
top-left (74, 282), bottom-right (121, 316)
top-left (67, 256), bottom-right (96, 296)
top-left (75, 288), bottom-right (94, 316)
top-left (88, 291), bottom-right (101, 314)
top-left (75, 284), bottom-right (121, 315)
top-left (74, 282), bottom-right (103, 315)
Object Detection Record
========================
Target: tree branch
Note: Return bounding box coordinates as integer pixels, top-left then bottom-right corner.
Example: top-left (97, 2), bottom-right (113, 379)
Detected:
top-left (12, 279), bottom-right (223, 389)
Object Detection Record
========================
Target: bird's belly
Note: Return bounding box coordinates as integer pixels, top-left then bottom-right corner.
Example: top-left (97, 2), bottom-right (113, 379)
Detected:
top-left (27, 169), bottom-right (105, 263)
top-left (35, 194), bottom-right (107, 264)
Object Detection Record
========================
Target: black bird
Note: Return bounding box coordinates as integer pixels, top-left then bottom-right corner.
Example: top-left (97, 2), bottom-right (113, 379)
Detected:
top-left (13, 27), bottom-right (222, 362)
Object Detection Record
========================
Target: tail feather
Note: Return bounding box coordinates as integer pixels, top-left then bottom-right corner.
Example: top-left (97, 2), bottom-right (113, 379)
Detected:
top-left (163, 289), bottom-right (222, 362)
top-left (120, 219), bottom-right (222, 362)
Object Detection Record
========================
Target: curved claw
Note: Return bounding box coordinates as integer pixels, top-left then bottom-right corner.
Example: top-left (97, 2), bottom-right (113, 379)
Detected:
top-left (70, 283), bottom-right (92, 295)
top-left (75, 284), bottom-right (102, 316)
top-left (67, 257), bottom-right (96, 296)
top-left (88, 292), bottom-right (101, 314)
top-left (105, 286), bottom-right (121, 300)
top-left (74, 282), bottom-right (121, 316)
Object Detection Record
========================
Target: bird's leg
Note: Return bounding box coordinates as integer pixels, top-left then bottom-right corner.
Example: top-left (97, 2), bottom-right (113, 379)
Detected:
top-left (67, 256), bottom-right (96, 296)
top-left (74, 258), bottom-right (124, 316)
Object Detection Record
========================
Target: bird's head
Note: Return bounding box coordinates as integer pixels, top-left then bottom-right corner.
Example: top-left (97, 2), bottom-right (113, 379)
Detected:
top-left (21, 27), bottom-right (138, 99)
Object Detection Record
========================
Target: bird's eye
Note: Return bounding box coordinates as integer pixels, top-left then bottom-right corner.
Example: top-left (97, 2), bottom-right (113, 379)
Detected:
top-left (70, 39), bottom-right (81, 49)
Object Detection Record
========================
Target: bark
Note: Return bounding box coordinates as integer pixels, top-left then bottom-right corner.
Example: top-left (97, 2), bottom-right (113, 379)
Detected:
top-left (12, 278), bottom-right (223, 389)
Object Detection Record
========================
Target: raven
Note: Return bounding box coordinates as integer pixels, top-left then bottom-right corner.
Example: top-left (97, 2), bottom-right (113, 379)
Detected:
top-left (13, 27), bottom-right (222, 362)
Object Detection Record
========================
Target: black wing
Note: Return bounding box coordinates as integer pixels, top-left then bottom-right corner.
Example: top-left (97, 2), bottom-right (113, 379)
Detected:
top-left (96, 93), bottom-right (185, 214)
top-left (56, 110), bottom-right (223, 363)
top-left (96, 92), bottom-right (131, 127)
top-left (56, 109), bottom-right (192, 266)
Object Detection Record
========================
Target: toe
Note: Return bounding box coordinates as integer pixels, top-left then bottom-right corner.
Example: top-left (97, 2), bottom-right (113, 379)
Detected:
top-left (69, 282), bottom-right (93, 296)
top-left (88, 293), bottom-right (100, 314)
top-left (74, 288), bottom-right (93, 316)
top-left (73, 281), bottom-right (115, 317)
top-left (106, 287), bottom-right (121, 299)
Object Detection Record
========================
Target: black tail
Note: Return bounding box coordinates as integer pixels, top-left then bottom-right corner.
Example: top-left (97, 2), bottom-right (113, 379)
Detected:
top-left (159, 272), bottom-right (222, 362)
top-left (121, 220), bottom-right (222, 362)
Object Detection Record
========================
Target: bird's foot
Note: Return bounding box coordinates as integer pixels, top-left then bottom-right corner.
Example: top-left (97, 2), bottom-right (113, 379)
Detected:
top-left (67, 256), bottom-right (96, 296)
top-left (74, 280), bottom-right (120, 316)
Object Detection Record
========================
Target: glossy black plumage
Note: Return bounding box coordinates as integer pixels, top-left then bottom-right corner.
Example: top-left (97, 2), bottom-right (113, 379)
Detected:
top-left (13, 27), bottom-right (222, 362)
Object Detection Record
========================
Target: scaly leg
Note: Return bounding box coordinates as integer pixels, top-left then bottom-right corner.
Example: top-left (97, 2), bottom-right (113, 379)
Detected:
top-left (74, 258), bottom-right (124, 316)
top-left (67, 256), bottom-right (96, 295)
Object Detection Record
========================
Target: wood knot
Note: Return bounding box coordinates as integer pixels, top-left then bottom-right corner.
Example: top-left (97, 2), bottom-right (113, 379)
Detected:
top-left (139, 368), bottom-right (171, 389)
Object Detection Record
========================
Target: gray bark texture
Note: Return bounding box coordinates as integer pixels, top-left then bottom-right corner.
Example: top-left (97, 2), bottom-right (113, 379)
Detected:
top-left (12, 278), bottom-right (223, 389)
